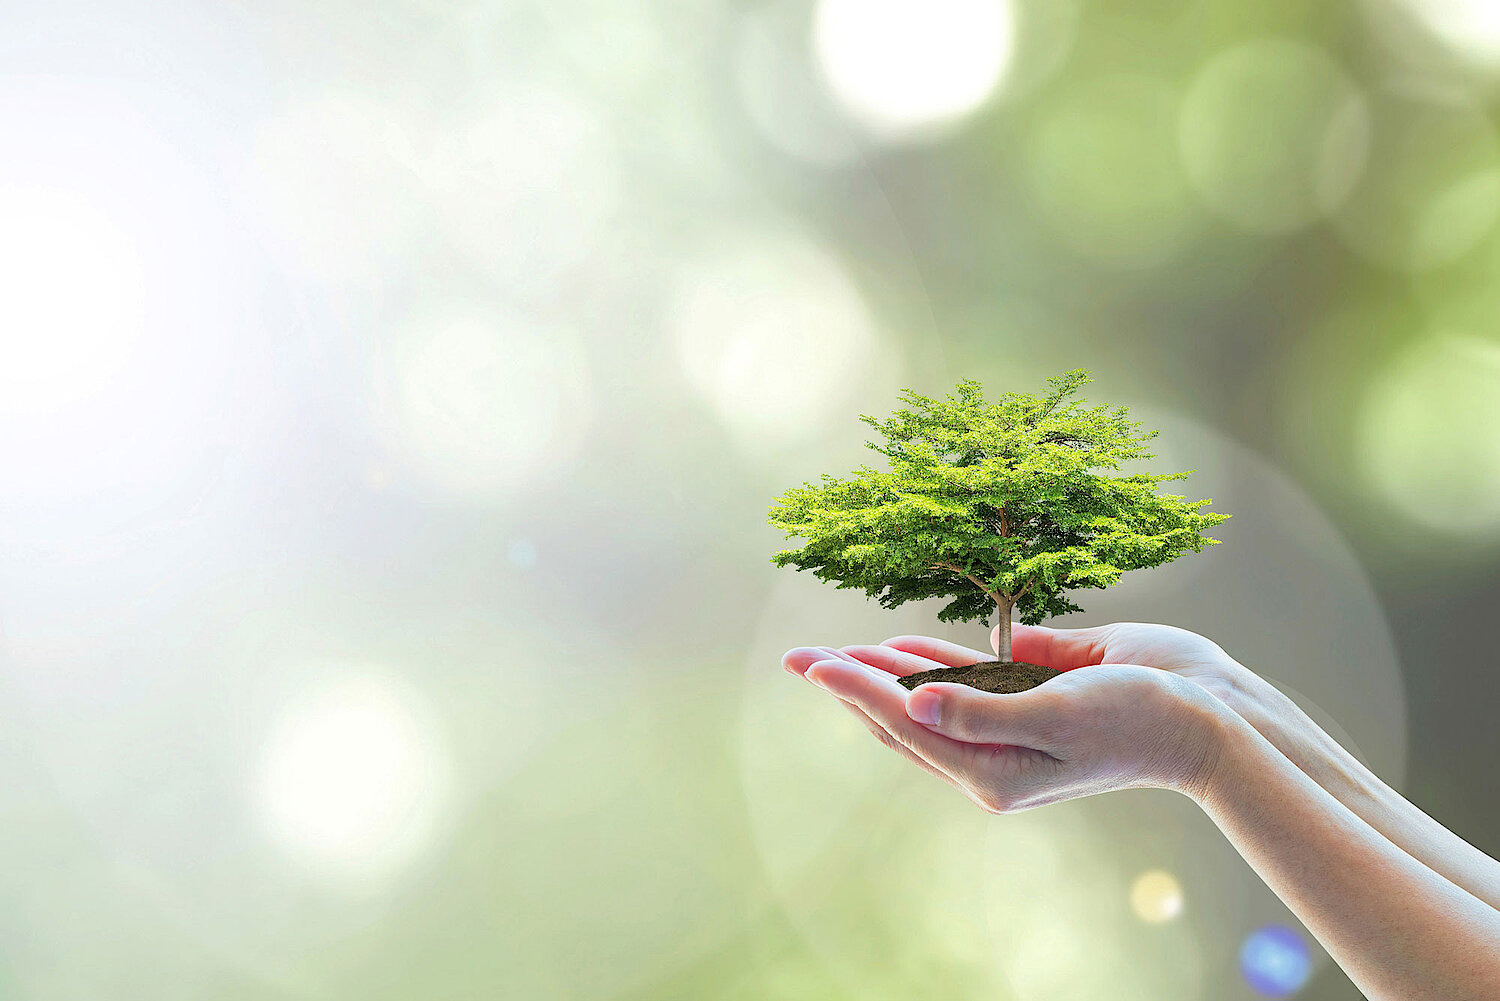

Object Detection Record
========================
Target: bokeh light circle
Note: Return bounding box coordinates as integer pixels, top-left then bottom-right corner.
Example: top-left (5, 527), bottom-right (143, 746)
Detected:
top-left (1027, 75), bottom-right (1198, 268)
top-left (1355, 334), bottom-right (1500, 538)
top-left (1410, 216), bottom-right (1500, 347)
top-left (0, 77), bottom-right (255, 537)
top-left (1382, 0), bottom-right (1500, 69)
top-left (668, 228), bottom-right (881, 451)
top-left (383, 309), bottom-right (593, 502)
top-left (812, 0), bottom-right (1015, 139)
top-left (1179, 40), bottom-right (1370, 234)
top-left (256, 673), bottom-right (451, 883)
top-left (1240, 924), bottom-right (1312, 997)
top-left (1083, 407), bottom-right (1407, 785)
top-left (1329, 84), bottom-right (1500, 271)
top-left (1130, 868), bottom-right (1185, 923)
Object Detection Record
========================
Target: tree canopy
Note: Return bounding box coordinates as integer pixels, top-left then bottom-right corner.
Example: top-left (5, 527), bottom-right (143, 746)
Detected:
top-left (767, 371), bottom-right (1229, 653)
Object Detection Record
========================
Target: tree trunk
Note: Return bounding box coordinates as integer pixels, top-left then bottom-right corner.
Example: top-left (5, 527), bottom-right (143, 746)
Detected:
top-left (995, 600), bottom-right (1014, 662)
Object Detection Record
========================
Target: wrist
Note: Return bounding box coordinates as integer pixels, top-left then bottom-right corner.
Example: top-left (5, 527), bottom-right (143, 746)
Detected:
top-left (1211, 659), bottom-right (1279, 725)
top-left (1220, 662), bottom-right (1376, 800)
top-left (1171, 686), bottom-right (1257, 805)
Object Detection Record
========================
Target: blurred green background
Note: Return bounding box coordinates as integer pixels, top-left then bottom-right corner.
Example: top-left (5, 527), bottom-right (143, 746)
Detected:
top-left (0, 0), bottom-right (1497, 997)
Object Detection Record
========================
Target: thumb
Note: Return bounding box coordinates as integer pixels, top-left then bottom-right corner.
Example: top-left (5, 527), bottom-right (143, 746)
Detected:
top-left (997, 622), bottom-right (1113, 671)
top-left (906, 681), bottom-right (1064, 748)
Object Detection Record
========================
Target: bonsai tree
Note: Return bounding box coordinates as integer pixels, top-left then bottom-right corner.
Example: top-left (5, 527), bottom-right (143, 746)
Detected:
top-left (766, 370), bottom-right (1229, 693)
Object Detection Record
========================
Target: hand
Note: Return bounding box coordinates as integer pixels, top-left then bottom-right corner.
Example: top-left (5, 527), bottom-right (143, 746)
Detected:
top-left (781, 644), bottom-right (1228, 812)
top-left (786, 633), bottom-right (1500, 999)
top-left (874, 620), bottom-right (1263, 718)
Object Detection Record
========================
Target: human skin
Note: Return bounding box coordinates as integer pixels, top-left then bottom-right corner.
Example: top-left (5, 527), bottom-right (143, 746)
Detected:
top-left (782, 622), bottom-right (1500, 999)
top-left (876, 621), bottom-right (1500, 913)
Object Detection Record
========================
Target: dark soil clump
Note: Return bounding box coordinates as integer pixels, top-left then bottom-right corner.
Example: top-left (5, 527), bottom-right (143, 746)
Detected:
top-left (897, 660), bottom-right (1061, 695)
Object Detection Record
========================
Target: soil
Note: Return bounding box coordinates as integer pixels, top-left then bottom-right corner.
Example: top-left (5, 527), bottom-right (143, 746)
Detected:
top-left (897, 660), bottom-right (1061, 695)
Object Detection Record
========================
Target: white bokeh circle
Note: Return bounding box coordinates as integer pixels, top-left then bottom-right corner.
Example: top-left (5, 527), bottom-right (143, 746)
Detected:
top-left (1363, 0), bottom-right (1500, 71)
top-left (668, 228), bottom-right (886, 454)
top-left (812, 0), bottom-right (1015, 140)
top-left (0, 77), bottom-right (255, 539)
top-left (256, 672), bottom-right (451, 883)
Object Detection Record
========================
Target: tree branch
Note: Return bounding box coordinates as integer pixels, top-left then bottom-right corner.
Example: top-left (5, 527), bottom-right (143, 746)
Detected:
top-left (931, 562), bottom-right (1004, 607)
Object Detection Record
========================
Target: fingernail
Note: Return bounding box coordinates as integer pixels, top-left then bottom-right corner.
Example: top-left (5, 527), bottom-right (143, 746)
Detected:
top-left (784, 648), bottom-right (816, 674)
top-left (908, 692), bottom-right (940, 726)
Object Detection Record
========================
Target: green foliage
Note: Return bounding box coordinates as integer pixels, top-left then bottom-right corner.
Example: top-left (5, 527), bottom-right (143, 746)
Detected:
top-left (767, 370), bottom-right (1229, 628)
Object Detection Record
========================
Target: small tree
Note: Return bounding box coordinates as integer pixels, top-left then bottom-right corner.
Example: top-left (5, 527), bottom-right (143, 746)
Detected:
top-left (767, 370), bottom-right (1228, 662)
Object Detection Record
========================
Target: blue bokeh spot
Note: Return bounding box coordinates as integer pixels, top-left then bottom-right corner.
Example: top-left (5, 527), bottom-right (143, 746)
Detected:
top-left (1240, 924), bottom-right (1312, 997)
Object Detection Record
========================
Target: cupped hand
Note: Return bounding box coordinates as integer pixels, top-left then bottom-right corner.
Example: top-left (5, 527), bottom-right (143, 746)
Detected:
top-left (877, 620), bottom-right (1260, 714)
top-left (781, 643), bottom-right (1228, 812)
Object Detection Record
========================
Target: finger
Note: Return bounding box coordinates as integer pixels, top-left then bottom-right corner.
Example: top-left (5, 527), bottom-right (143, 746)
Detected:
top-left (838, 644), bottom-right (949, 678)
top-left (782, 645), bottom-right (863, 677)
top-left (906, 681), bottom-right (1066, 751)
top-left (997, 622), bottom-right (1113, 671)
top-left (805, 659), bottom-right (974, 775)
top-left (880, 635), bottom-right (995, 669)
top-left (810, 661), bottom-right (1030, 815)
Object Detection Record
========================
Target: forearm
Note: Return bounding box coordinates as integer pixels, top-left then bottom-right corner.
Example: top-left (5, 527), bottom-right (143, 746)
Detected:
top-left (1192, 704), bottom-right (1500, 1000)
top-left (1228, 668), bottom-right (1500, 912)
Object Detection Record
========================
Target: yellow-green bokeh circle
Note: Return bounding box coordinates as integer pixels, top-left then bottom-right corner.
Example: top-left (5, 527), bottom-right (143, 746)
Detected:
top-left (1329, 83), bottom-right (1500, 271)
top-left (1179, 38), bottom-right (1370, 234)
top-left (1357, 334), bottom-right (1500, 536)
